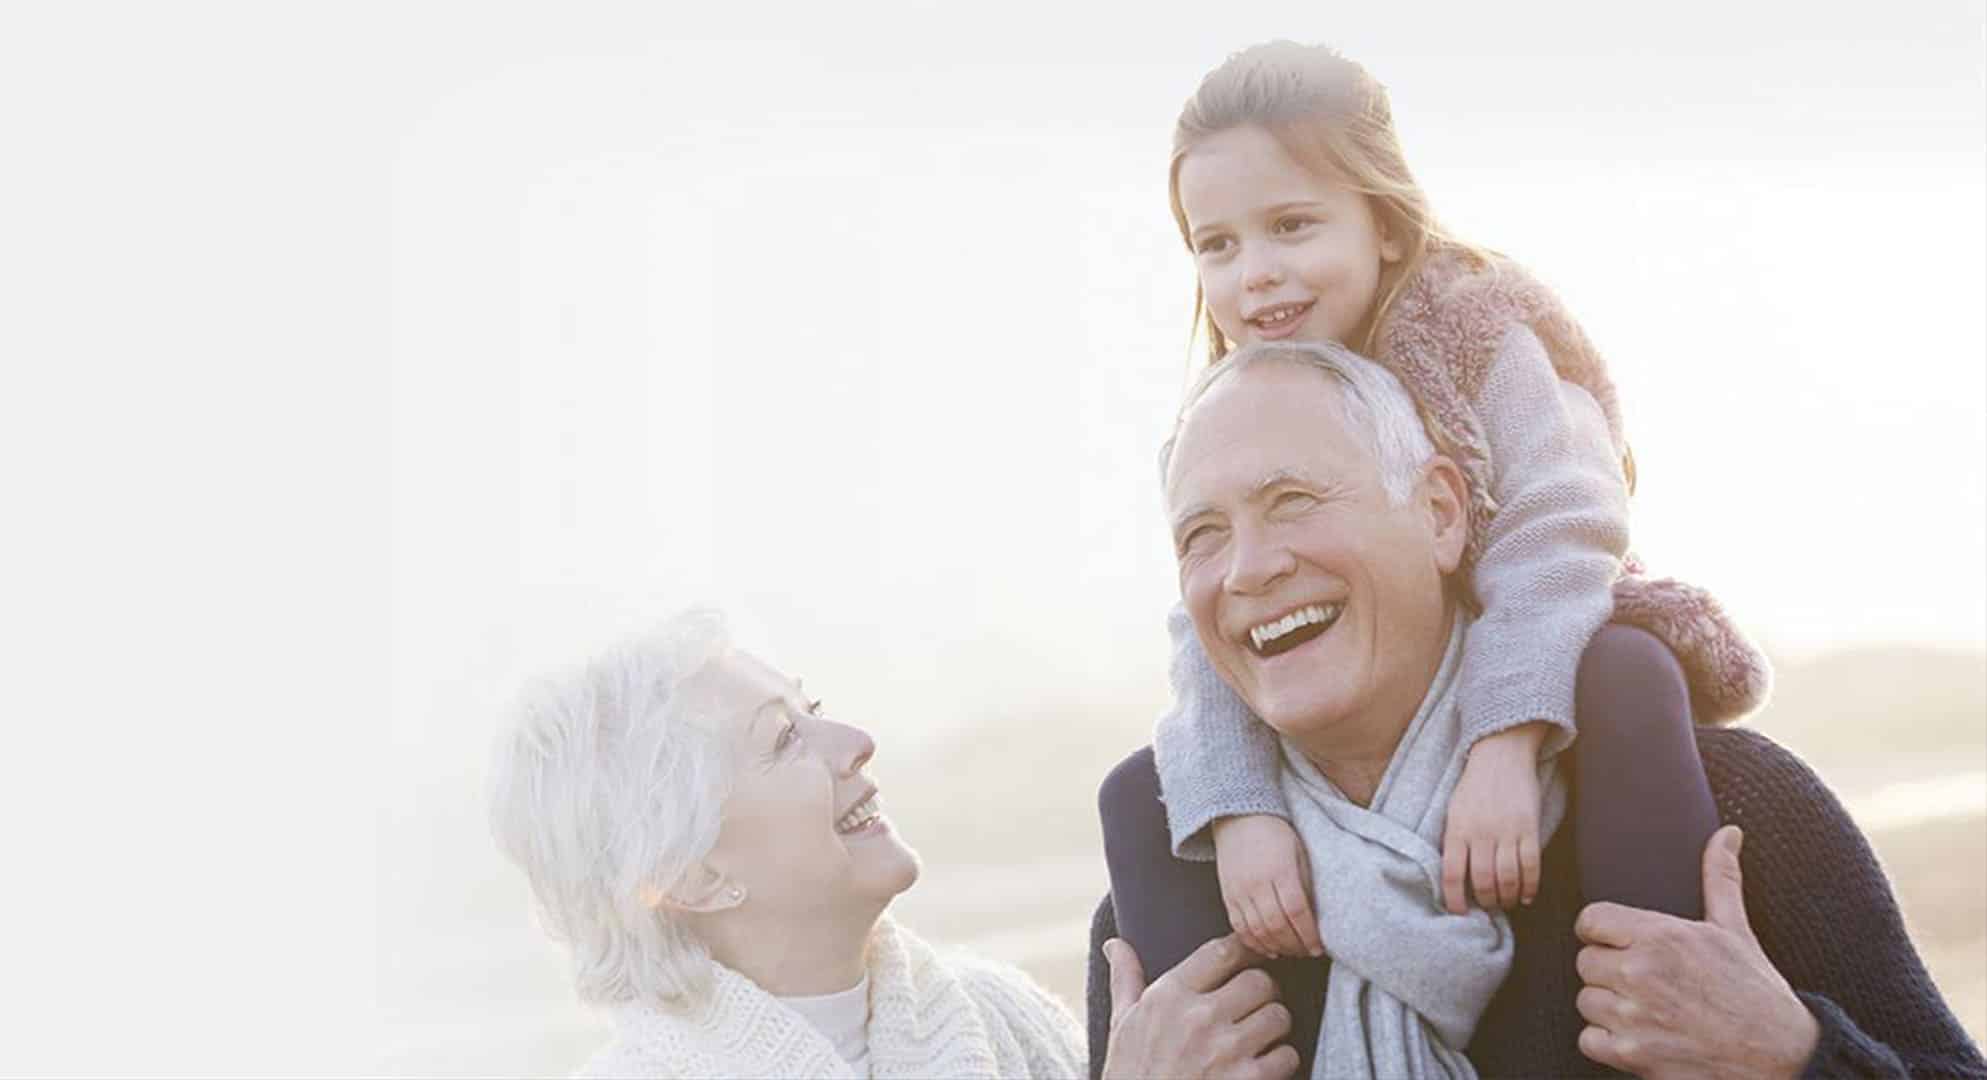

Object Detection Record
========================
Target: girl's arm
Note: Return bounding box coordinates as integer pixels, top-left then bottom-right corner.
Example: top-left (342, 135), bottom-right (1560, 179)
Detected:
top-left (1150, 602), bottom-right (1287, 860)
top-left (1455, 324), bottom-right (1629, 754)
top-left (1149, 605), bottom-right (1321, 958)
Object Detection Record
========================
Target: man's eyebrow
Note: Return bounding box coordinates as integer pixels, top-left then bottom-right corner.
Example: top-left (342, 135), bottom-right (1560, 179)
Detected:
top-left (1169, 469), bottom-right (1325, 534)
top-left (1250, 468), bottom-right (1324, 497)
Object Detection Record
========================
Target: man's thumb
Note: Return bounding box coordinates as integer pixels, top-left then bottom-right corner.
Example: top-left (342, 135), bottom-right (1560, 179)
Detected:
top-left (1701, 825), bottom-right (1751, 935)
top-left (1105, 938), bottom-right (1146, 1026)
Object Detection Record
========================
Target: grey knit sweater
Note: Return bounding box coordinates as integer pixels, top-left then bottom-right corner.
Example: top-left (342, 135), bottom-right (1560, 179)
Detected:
top-left (1155, 324), bottom-right (1626, 857)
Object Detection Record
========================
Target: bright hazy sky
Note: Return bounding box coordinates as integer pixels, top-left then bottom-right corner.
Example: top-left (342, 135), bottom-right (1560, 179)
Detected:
top-left (2, 1), bottom-right (1980, 1073)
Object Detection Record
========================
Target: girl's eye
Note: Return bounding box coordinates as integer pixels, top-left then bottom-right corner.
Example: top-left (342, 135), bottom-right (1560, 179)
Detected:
top-left (1194, 235), bottom-right (1232, 256)
top-left (1273, 215), bottom-right (1315, 235)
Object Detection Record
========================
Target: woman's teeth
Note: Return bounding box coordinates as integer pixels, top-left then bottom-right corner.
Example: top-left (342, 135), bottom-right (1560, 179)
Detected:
top-left (836, 794), bottom-right (881, 834)
top-left (1249, 603), bottom-right (1343, 656)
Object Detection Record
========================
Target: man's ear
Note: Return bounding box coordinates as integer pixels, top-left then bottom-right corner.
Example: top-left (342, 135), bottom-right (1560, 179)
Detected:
top-left (1420, 455), bottom-right (1470, 573)
top-left (639, 864), bottom-right (746, 915)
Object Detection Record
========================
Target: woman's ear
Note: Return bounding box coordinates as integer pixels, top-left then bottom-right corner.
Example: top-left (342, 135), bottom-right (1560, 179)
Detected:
top-left (1420, 455), bottom-right (1469, 573)
top-left (640, 864), bottom-right (746, 915)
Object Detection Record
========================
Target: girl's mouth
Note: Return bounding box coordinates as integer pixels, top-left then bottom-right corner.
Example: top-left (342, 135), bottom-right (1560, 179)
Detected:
top-left (1246, 301), bottom-right (1314, 340)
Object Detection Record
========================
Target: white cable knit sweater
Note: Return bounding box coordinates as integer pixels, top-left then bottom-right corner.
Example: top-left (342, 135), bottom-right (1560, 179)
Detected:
top-left (572, 917), bottom-right (1085, 1079)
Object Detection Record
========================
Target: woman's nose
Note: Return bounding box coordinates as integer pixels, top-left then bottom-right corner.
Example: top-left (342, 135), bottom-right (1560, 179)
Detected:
top-left (824, 719), bottom-right (875, 776)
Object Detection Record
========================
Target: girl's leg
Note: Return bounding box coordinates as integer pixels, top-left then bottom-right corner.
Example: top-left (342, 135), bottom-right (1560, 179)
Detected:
top-left (1097, 747), bottom-right (1323, 1073)
top-left (1572, 623), bottom-right (1720, 918)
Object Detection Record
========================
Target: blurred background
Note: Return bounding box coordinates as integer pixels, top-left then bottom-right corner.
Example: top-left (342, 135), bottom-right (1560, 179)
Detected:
top-left (2, 1), bottom-right (1980, 1075)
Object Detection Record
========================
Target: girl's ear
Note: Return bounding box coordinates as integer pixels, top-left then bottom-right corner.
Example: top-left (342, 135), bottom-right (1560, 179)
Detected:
top-left (1420, 455), bottom-right (1469, 573)
top-left (640, 864), bottom-right (746, 915)
top-left (1377, 217), bottom-right (1404, 264)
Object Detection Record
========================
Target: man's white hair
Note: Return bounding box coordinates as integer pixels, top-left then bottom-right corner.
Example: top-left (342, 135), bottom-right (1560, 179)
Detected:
top-left (487, 608), bottom-right (734, 1007)
top-left (1160, 340), bottom-right (1437, 504)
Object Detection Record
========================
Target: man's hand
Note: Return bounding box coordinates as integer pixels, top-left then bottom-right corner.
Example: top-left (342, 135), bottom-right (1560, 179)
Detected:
top-left (1101, 934), bottom-right (1301, 1080)
top-left (1441, 721), bottom-right (1546, 913)
top-left (1573, 825), bottom-right (1820, 1078)
top-left (1212, 815), bottom-right (1325, 958)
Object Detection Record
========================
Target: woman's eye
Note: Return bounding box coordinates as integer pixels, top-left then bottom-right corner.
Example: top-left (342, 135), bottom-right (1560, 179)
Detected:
top-left (1179, 524), bottom-right (1225, 556)
top-left (1272, 491), bottom-right (1321, 514)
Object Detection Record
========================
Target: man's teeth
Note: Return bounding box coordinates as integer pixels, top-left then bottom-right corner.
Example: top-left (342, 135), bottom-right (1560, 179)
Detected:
top-left (836, 794), bottom-right (881, 834)
top-left (1249, 603), bottom-right (1343, 651)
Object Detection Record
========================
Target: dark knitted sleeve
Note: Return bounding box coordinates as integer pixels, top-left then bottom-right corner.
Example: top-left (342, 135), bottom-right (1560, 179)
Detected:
top-left (1086, 895), bottom-right (1115, 1080)
top-left (1698, 728), bottom-right (1986, 1078)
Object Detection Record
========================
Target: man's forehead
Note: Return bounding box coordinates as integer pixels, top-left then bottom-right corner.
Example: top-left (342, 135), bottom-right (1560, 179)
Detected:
top-left (1166, 367), bottom-right (1351, 497)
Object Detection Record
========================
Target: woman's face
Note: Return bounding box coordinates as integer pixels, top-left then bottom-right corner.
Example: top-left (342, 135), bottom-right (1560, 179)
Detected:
top-left (690, 649), bottom-right (920, 922)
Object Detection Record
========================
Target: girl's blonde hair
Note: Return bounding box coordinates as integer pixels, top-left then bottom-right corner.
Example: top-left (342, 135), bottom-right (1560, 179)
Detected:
top-left (1168, 41), bottom-right (1487, 366)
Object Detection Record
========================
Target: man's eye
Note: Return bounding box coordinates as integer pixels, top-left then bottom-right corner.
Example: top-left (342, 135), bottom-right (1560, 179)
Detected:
top-left (775, 721), bottom-right (799, 751)
top-left (1272, 491), bottom-right (1320, 513)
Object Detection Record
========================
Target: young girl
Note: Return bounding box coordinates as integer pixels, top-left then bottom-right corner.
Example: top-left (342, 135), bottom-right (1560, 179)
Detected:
top-left (1098, 39), bottom-right (1772, 1058)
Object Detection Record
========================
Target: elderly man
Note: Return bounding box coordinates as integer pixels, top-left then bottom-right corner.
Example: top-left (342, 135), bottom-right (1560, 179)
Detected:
top-left (1089, 342), bottom-right (1984, 1078)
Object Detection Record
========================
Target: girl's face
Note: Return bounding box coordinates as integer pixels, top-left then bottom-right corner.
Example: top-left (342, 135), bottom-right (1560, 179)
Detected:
top-left (1177, 125), bottom-right (1402, 350)
top-left (689, 649), bottom-right (920, 923)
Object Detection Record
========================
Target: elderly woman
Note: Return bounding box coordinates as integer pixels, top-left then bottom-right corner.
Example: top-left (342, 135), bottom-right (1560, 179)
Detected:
top-left (488, 609), bottom-right (1087, 1078)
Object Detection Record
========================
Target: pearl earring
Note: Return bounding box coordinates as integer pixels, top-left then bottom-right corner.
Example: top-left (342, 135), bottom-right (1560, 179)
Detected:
top-left (728, 886), bottom-right (743, 901)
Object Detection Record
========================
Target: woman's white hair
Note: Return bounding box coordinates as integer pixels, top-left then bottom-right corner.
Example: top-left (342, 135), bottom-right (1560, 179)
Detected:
top-left (487, 608), bottom-right (734, 1007)
top-left (1160, 340), bottom-right (1437, 504)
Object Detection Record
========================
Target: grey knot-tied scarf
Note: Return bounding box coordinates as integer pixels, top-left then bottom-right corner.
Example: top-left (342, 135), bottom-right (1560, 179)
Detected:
top-left (1278, 618), bottom-right (1568, 1080)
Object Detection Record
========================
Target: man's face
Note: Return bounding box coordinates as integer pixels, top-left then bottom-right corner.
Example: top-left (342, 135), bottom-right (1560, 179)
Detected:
top-left (1164, 361), bottom-right (1466, 749)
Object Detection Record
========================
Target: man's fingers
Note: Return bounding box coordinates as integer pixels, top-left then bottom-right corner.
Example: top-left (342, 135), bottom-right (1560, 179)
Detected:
top-left (1495, 840), bottom-right (1522, 909)
top-left (1701, 825), bottom-right (1751, 937)
top-left (1104, 938), bottom-right (1146, 1028)
top-left (1518, 833), bottom-right (1541, 906)
top-left (1251, 1043), bottom-right (1302, 1080)
top-left (1575, 984), bottom-right (1631, 1028)
top-left (1573, 901), bottom-right (1642, 948)
top-left (1173, 933), bottom-right (1255, 993)
top-left (1273, 877), bottom-right (1325, 957)
top-left (1577, 1023), bottom-right (1629, 1071)
top-left (1574, 943), bottom-right (1627, 989)
top-left (1441, 834), bottom-right (1469, 915)
top-left (1207, 964), bottom-right (1279, 1023)
top-left (1236, 999), bottom-right (1293, 1052)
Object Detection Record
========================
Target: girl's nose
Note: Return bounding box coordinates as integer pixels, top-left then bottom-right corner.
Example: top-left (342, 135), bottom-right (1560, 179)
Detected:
top-left (1243, 253), bottom-right (1286, 291)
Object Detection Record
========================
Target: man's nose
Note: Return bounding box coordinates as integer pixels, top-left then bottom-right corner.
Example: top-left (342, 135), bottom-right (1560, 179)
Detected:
top-left (1223, 526), bottom-right (1295, 595)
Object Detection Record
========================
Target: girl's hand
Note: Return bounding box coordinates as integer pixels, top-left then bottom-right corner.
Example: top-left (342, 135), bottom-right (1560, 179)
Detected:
top-left (1441, 722), bottom-right (1549, 914)
top-left (1211, 814), bottom-right (1324, 959)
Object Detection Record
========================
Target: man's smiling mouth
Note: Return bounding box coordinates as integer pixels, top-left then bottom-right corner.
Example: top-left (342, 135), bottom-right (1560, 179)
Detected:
top-left (1247, 602), bottom-right (1343, 657)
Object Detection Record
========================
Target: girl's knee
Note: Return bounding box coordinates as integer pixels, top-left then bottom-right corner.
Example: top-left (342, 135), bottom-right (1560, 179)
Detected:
top-left (1581, 623), bottom-right (1685, 689)
top-left (1098, 746), bottom-right (1162, 829)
